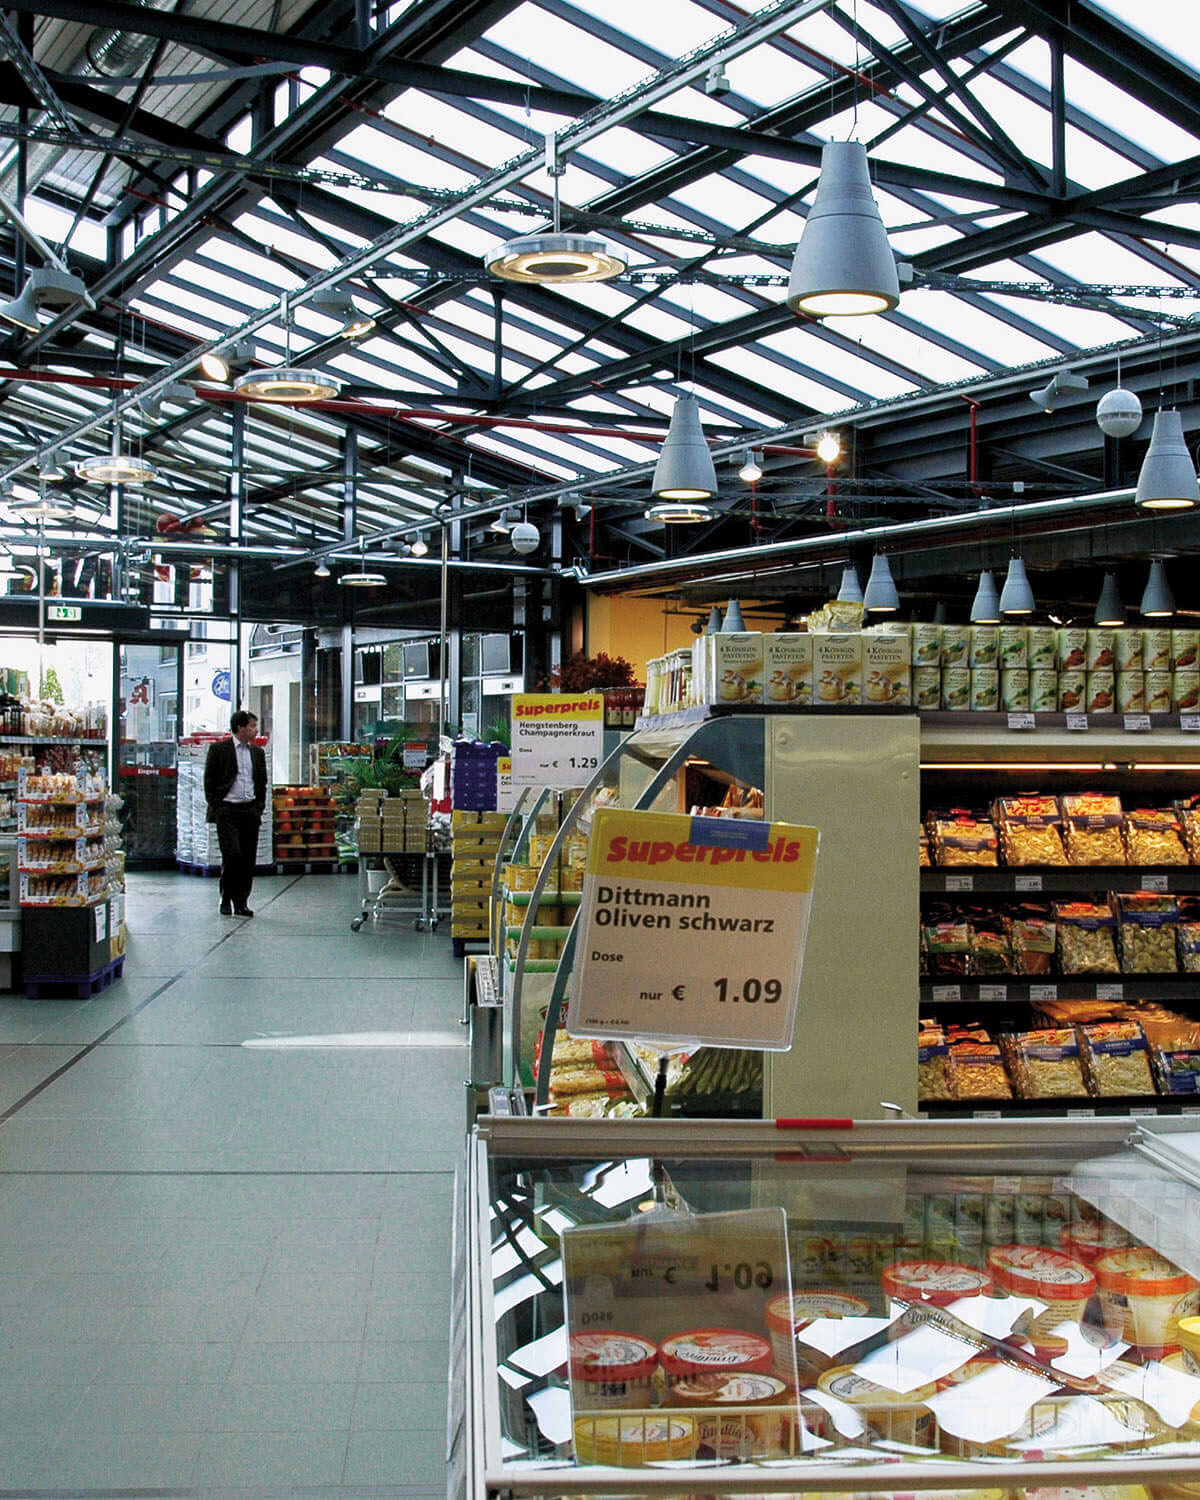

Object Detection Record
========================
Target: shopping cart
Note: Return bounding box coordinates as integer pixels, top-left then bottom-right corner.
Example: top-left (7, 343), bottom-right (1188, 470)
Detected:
top-left (351, 838), bottom-right (441, 932)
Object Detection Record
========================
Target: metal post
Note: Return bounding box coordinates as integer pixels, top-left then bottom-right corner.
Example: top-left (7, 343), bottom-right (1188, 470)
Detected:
top-left (339, 429), bottom-right (357, 740)
top-left (229, 403), bottom-right (244, 708)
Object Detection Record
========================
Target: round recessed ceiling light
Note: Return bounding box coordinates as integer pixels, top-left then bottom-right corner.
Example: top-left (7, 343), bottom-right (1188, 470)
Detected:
top-left (484, 233), bottom-right (626, 285)
top-left (646, 500), bottom-right (715, 524)
top-left (233, 367), bottom-right (341, 402)
top-left (340, 570), bottom-right (387, 588)
top-left (7, 494), bottom-right (75, 521)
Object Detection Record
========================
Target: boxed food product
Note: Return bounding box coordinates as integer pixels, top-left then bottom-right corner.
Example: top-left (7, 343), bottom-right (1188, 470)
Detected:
top-left (1060, 793), bottom-right (1126, 864)
top-left (940, 625), bottom-right (970, 668)
top-left (970, 625), bottom-right (998, 667)
top-left (928, 810), bottom-right (998, 865)
top-left (999, 625), bottom-right (1028, 669)
top-left (1116, 671), bottom-right (1145, 713)
top-left (1005, 1029), bottom-right (1088, 1099)
top-left (941, 666), bottom-right (970, 711)
top-left (762, 633), bottom-right (813, 706)
top-left (1079, 1020), bottom-right (1154, 1096)
top-left (913, 665), bottom-right (941, 709)
top-left (1146, 670), bottom-right (1173, 713)
top-left (1181, 922), bottom-right (1200, 973)
top-left (911, 622), bottom-right (941, 667)
top-left (1145, 628), bottom-right (1173, 672)
top-left (1124, 807), bottom-right (1188, 865)
top-left (1086, 670), bottom-right (1115, 713)
top-left (1029, 626), bottom-right (1058, 670)
top-left (1174, 669), bottom-right (1200, 712)
top-left (1030, 669), bottom-right (1059, 712)
top-left (1181, 796), bottom-right (1200, 859)
top-left (1174, 629), bottom-right (1200, 670)
top-left (918, 1023), bottom-right (951, 1102)
top-left (1055, 901), bottom-right (1120, 973)
top-left (1001, 668), bottom-right (1030, 711)
top-left (1058, 628), bottom-right (1088, 671)
top-left (969, 913), bottom-right (1010, 975)
top-left (711, 632), bottom-right (764, 705)
top-left (1114, 891), bottom-right (1179, 973)
top-left (995, 794), bottom-right (1066, 866)
top-left (813, 633), bottom-right (862, 705)
top-left (1115, 628), bottom-right (1144, 671)
top-left (1008, 908), bottom-right (1056, 975)
top-left (863, 633), bottom-right (910, 705)
top-left (918, 832), bottom-right (931, 868)
top-left (1058, 669), bottom-right (1086, 712)
top-left (970, 668), bottom-right (998, 711)
top-left (947, 1034), bottom-right (1013, 1101)
top-left (924, 914), bottom-right (972, 976)
top-left (1154, 1047), bottom-right (1200, 1094)
top-left (1087, 629), bottom-right (1116, 670)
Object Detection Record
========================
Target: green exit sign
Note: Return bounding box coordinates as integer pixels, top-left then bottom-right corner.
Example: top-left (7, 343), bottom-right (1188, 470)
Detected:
top-left (47, 604), bottom-right (82, 622)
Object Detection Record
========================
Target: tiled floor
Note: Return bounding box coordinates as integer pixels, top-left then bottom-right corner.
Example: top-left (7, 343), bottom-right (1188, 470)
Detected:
top-left (0, 869), bottom-right (466, 1495)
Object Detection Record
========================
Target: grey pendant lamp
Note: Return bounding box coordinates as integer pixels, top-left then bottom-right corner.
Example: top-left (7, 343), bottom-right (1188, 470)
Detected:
top-left (1140, 558), bottom-right (1175, 617)
top-left (721, 599), bottom-right (747, 632)
top-left (998, 556), bottom-right (1035, 616)
top-left (836, 564), bottom-right (863, 603)
top-left (787, 141), bottom-right (900, 318)
top-left (969, 570), bottom-right (1001, 624)
top-left (652, 394), bottom-right (717, 500)
top-left (1135, 410), bottom-right (1199, 510)
top-left (705, 605), bottom-right (723, 634)
top-left (1094, 572), bottom-right (1125, 627)
top-left (862, 553), bottom-right (899, 613)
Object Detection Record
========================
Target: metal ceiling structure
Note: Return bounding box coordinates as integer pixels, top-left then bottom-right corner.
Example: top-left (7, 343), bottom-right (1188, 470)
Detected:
top-left (0, 0), bottom-right (1197, 626)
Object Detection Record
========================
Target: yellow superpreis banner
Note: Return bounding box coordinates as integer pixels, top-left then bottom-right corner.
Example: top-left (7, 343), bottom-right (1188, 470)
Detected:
top-left (568, 808), bottom-right (819, 1051)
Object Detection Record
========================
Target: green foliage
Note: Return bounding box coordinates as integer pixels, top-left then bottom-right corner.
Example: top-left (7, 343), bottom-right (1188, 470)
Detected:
top-left (39, 666), bottom-right (64, 704)
top-left (547, 651), bottom-right (637, 692)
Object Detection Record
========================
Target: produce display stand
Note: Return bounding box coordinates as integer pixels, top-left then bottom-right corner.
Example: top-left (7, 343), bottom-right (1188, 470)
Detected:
top-left (272, 784), bottom-right (343, 871)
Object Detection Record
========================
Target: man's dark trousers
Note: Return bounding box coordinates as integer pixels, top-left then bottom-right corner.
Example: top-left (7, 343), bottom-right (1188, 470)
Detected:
top-left (216, 803), bottom-right (260, 910)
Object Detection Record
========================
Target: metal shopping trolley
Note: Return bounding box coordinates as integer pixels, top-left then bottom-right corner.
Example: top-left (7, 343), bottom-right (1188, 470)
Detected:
top-left (351, 832), bottom-right (441, 932)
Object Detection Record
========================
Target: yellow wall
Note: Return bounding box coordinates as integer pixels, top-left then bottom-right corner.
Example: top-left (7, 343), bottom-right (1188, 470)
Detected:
top-left (586, 595), bottom-right (697, 679)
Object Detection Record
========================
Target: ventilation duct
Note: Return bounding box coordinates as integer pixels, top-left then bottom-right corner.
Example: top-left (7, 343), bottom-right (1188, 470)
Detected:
top-left (86, 0), bottom-right (182, 78)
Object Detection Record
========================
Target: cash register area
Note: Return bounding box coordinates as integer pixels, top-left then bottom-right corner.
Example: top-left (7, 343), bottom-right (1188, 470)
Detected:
top-left (0, 868), bottom-right (461, 1494)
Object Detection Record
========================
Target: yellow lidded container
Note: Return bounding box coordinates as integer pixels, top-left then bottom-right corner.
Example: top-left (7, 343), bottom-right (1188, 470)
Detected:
top-left (572, 1414), bottom-right (694, 1466)
top-left (816, 1364), bottom-right (937, 1448)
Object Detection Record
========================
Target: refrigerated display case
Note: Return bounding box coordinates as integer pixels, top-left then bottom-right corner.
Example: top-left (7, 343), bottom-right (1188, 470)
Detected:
top-left (454, 1113), bottom-right (1200, 1500)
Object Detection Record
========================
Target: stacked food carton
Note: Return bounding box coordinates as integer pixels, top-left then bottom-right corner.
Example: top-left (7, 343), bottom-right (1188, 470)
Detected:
top-left (355, 789), bottom-right (429, 854)
top-left (451, 809), bottom-right (507, 946)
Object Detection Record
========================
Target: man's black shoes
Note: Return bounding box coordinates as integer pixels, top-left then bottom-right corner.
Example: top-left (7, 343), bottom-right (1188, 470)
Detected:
top-left (235, 907), bottom-right (254, 917)
top-left (220, 901), bottom-right (232, 916)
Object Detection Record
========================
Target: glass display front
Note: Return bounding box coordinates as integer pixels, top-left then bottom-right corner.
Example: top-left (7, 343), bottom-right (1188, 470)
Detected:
top-left (474, 1121), bottom-right (1200, 1492)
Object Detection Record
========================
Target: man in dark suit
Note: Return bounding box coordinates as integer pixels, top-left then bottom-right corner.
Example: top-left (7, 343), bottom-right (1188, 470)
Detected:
top-left (204, 709), bottom-right (268, 917)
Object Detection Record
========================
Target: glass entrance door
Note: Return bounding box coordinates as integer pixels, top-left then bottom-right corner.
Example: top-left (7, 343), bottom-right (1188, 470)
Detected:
top-left (117, 642), bottom-right (181, 864)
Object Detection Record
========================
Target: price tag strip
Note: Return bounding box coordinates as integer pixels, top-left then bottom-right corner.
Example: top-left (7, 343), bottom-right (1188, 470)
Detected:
top-left (510, 693), bottom-right (605, 788)
top-left (567, 809), bottom-right (818, 1050)
top-left (560, 1206), bottom-right (801, 1454)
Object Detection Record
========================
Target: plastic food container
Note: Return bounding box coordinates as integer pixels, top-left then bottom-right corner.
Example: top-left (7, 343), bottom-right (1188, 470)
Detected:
top-left (1059, 1218), bottom-right (1131, 1264)
top-left (1178, 1314), bottom-right (1200, 1375)
top-left (764, 1289), bottom-right (871, 1386)
top-left (815, 1365), bottom-right (936, 1448)
top-left (568, 1331), bottom-right (657, 1410)
top-left (658, 1328), bottom-right (772, 1395)
top-left (880, 1259), bottom-right (994, 1306)
top-left (665, 1369), bottom-right (791, 1458)
top-left (1094, 1246), bottom-right (1200, 1353)
top-left (572, 1414), bottom-right (694, 1466)
top-left (986, 1244), bottom-right (1096, 1329)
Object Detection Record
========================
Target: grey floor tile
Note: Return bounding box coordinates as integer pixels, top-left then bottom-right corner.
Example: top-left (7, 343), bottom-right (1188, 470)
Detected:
top-left (344, 1428), bottom-right (446, 1486)
top-left (0, 1433), bottom-right (61, 1488)
top-left (352, 1379), bottom-right (446, 1430)
top-left (0, 1379), bottom-right (87, 1433)
top-left (63, 1379), bottom-right (224, 1434)
top-left (49, 1431), bottom-right (205, 1487)
top-left (92, 1339), bottom-right (238, 1384)
top-left (227, 1339), bottom-right (362, 1383)
top-left (193, 1427), bottom-right (349, 1485)
top-left (358, 1339), bottom-right (449, 1384)
top-left (211, 1378), bottom-right (357, 1431)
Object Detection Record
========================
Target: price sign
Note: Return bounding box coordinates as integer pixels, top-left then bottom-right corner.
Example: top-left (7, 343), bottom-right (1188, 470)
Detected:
top-left (495, 757), bottom-right (518, 814)
top-left (567, 808), bottom-right (818, 1050)
top-left (1030, 983), bottom-right (1058, 1002)
top-left (931, 984), bottom-right (962, 1003)
top-left (1142, 873), bottom-right (1170, 892)
top-left (1068, 1107), bottom-right (1096, 1118)
top-left (1182, 715), bottom-right (1200, 734)
top-left (945, 873), bottom-right (974, 892)
top-left (1015, 874), bottom-right (1043, 892)
top-left (401, 742), bottom-right (427, 770)
top-left (510, 693), bottom-right (604, 788)
top-left (1124, 713), bottom-right (1152, 732)
top-left (1066, 713), bottom-right (1089, 732)
top-left (979, 983), bottom-right (1008, 1002)
top-left (560, 1206), bottom-right (799, 1428)
top-left (1097, 982), bottom-right (1125, 1001)
top-left (1007, 712), bottom-right (1036, 731)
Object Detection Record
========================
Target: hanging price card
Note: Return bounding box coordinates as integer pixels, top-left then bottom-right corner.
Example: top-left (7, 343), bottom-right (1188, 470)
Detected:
top-left (496, 758), bottom-right (518, 814)
top-left (566, 808), bottom-right (818, 1050)
top-left (510, 693), bottom-right (604, 788)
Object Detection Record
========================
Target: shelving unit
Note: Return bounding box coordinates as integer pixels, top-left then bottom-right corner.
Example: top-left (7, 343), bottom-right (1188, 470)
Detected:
top-left (272, 785), bottom-right (338, 866)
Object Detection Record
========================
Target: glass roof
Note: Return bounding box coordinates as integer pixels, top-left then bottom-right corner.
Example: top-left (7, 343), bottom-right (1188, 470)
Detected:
top-left (0, 0), bottom-right (1196, 563)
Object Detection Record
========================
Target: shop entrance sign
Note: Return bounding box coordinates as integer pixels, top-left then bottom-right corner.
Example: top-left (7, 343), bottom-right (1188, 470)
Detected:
top-left (510, 693), bottom-right (604, 787)
top-left (567, 808), bottom-right (818, 1050)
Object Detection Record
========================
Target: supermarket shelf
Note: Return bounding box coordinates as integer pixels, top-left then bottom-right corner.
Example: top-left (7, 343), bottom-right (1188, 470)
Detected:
top-left (503, 889), bottom-right (582, 906)
top-left (0, 736), bottom-right (106, 746)
top-left (474, 955), bottom-right (500, 1009)
top-left (921, 867), bottom-right (1200, 894)
top-left (923, 1094), bottom-right (1200, 1118)
top-left (921, 976), bottom-right (1199, 1004)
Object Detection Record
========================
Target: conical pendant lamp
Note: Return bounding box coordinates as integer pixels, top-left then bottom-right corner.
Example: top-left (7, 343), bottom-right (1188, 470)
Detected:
top-left (836, 564), bottom-right (862, 603)
top-left (1140, 559), bottom-right (1175, 618)
top-left (1094, 572), bottom-right (1125, 627)
top-left (651, 394), bottom-right (716, 501)
top-left (1135, 410), bottom-right (1199, 510)
top-left (998, 556), bottom-right (1035, 616)
top-left (787, 141), bottom-right (900, 318)
top-left (721, 599), bottom-right (747, 632)
top-left (705, 605), bottom-right (722, 634)
top-left (862, 553), bottom-right (899, 613)
top-left (970, 570), bottom-right (1000, 624)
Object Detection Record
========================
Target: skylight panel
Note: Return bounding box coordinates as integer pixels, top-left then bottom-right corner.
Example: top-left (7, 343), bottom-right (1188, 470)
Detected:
top-left (651, 85), bottom-right (747, 128)
top-left (899, 289), bottom-right (1064, 366)
top-left (336, 123), bottom-right (475, 193)
top-left (978, 294), bottom-right (1140, 350)
top-left (670, 174), bottom-right (778, 225)
top-left (720, 44), bottom-right (823, 107)
top-left (382, 93), bottom-right (523, 172)
top-left (564, 0), bottom-right (720, 59)
top-left (482, 5), bottom-right (648, 95)
top-left (861, 121), bottom-right (1005, 192)
top-left (620, 304), bottom-right (697, 341)
top-left (577, 125), bottom-right (679, 178)
top-left (1063, 57), bottom-right (1200, 160)
top-left (834, 317), bottom-right (987, 385)
top-left (705, 347), bottom-right (851, 414)
top-left (1089, 1), bottom-right (1200, 74)
top-left (464, 430), bottom-right (581, 478)
top-left (759, 329), bottom-right (916, 401)
top-left (1035, 232), bottom-right (1190, 289)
